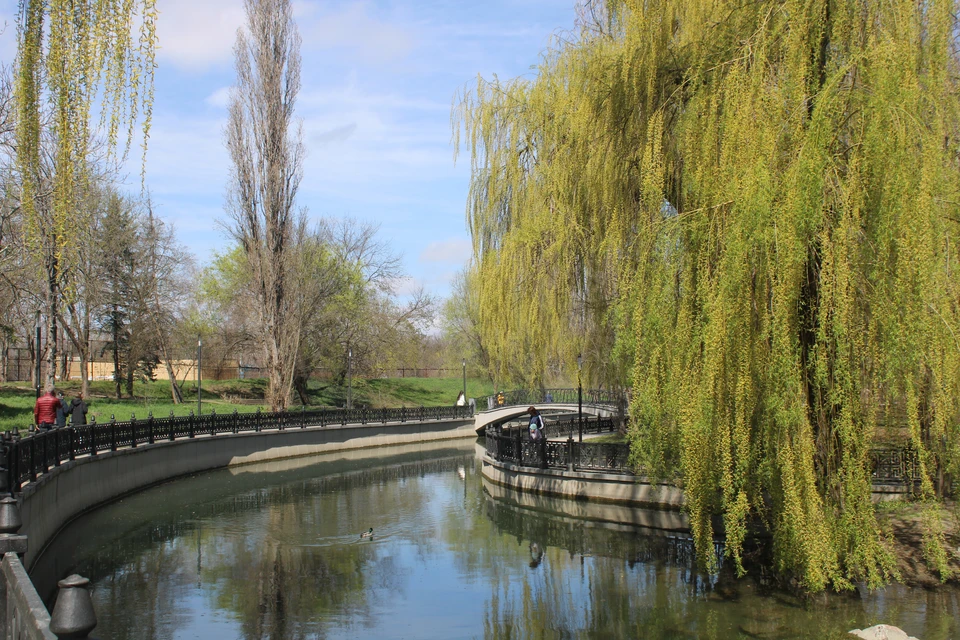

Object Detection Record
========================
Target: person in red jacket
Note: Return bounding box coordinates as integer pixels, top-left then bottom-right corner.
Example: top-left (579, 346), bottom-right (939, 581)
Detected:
top-left (34, 388), bottom-right (62, 430)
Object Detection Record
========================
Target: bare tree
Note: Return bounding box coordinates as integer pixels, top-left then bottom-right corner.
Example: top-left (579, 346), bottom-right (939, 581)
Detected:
top-left (224, 0), bottom-right (305, 411)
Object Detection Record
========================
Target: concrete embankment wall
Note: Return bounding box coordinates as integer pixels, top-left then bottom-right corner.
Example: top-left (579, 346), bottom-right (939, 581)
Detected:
top-left (20, 418), bottom-right (475, 568)
top-left (480, 455), bottom-right (685, 511)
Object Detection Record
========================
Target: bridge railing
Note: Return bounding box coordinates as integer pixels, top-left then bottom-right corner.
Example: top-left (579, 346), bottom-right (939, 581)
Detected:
top-left (0, 404), bottom-right (474, 494)
top-left (485, 388), bottom-right (625, 411)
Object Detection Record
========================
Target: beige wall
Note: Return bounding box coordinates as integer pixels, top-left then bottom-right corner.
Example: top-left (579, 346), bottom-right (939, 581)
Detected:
top-left (63, 359), bottom-right (232, 382)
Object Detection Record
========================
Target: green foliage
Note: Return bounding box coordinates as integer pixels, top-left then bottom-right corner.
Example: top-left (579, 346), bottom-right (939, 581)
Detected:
top-left (457, 0), bottom-right (960, 590)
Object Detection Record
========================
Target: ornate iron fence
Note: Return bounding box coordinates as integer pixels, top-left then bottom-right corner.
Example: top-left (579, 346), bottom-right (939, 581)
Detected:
top-left (869, 447), bottom-right (921, 484)
top-left (487, 426), bottom-right (920, 484)
top-left (0, 404), bottom-right (474, 493)
top-left (485, 419), bottom-right (630, 473)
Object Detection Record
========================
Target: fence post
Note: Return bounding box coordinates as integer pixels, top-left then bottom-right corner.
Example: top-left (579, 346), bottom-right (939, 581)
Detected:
top-left (169, 412), bottom-right (175, 441)
top-left (29, 438), bottom-right (36, 482)
top-left (301, 405), bottom-right (306, 429)
top-left (148, 412), bottom-right (154, 444)
top-left (189, 411), bottom-right (195, 438)
top-left (53, 430), bottom-right (60, 467)
top-left (109, 416), bottom-right (117, 452)
top-left (130, 414), bottom-right (138, 448)
top-left (256, 408), bottom-right (262, 432)
top-left (210, 409), bottom-right (217, 436)
top-left (515, 428), bottom-right (522, 465)
top-left (567, 436), bottom-right (575, 471)
top-left (539, 435), bottom-right (547, 469)
top-left (90, 418), bottom-right (97, 456)
top-left (233, 409), bottom-right (239, 434)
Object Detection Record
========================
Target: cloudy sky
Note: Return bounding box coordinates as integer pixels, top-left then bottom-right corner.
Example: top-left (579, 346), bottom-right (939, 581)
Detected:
top-left (0, 0), bottom-right (577, 300)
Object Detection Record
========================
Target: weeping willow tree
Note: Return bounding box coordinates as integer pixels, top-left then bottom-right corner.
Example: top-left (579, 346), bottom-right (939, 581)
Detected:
top-left (457, 0), bottom-right (960, 590)
top-left (15, 0), bottom-right (157, 388)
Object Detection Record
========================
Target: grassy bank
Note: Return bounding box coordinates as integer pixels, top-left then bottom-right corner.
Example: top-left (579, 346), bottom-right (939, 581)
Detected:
top-left (0, 376), bottom-right (495, 432)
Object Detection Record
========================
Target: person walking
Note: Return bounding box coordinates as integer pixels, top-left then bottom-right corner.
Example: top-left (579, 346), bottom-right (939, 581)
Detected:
top-left (34, 388), bottom-right (63, 430)
top-left (55, 391), bottom-right (67, 428)
top-left (69, 393), bottom-right (88, 426)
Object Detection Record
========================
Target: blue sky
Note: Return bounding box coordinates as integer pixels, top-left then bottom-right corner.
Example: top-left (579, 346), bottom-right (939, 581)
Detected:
top-left (0, 0), bottom-right (577, 301)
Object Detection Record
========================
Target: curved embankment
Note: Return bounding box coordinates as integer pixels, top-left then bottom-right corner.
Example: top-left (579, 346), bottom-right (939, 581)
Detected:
top-left (479, 453), bottom-right (684, 513)
top-left (20, 417), bottom-right (475, 569)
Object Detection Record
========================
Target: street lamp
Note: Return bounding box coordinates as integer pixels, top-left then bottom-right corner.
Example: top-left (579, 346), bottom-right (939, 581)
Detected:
top-left (347, 348), bottom-right (353, 409)
top-left (577, 353), bottom-right (583, 443)
top-left (197, 336), bottom-right (202, 416)
top-left (34, 311), bottom-right (41, 399)
top-left (462, 358), bottom-right (466, 405)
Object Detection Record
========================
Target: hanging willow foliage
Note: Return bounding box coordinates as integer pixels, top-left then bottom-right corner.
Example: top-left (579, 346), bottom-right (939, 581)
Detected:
top-left (457, 0), bottom-right (960, 591)
top-left (15, 0), bottom-right (157, 387)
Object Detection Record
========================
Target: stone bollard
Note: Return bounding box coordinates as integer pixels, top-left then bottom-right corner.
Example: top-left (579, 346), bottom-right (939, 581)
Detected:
top-left (0, 496), bottom-right (22, 535)
top-left (50, 574), bottom-right (97, 639)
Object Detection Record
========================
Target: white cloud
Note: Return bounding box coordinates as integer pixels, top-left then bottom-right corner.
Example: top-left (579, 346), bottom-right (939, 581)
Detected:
top-left (419, 238), bottom-right (471, 263)
top-left (155, 0), bottom-right (417, 71)
top-left (302, 2), bottom-right (415, 64)
top-left (156, 0), bottom-right (244, 71)
top-left (205, 86), bottom-right (233, 108)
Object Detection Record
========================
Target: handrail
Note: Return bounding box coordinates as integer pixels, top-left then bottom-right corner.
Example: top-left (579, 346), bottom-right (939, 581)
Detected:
top-left (0, 404), bottom-right (474, 494)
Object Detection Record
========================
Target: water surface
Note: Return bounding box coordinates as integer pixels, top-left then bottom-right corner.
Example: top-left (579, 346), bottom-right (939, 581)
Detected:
top-left (33, 440), bottom-right (960, 639)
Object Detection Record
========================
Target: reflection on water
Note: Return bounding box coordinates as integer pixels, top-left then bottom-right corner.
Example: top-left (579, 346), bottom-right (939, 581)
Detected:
top-left (32, 439), bottom-right (960, 639)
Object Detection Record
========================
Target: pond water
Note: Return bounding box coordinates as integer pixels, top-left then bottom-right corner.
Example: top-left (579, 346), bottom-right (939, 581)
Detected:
top-left (32, 439), bottom-right (960, 640)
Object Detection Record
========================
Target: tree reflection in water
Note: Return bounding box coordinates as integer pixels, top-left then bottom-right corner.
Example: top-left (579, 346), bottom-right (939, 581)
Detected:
top-left (30, 441), bottom-right (960, 640)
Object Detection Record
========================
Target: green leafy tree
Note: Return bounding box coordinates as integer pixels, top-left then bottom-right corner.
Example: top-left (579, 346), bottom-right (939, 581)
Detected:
top-left (457, 0), bottom-right (960, 590)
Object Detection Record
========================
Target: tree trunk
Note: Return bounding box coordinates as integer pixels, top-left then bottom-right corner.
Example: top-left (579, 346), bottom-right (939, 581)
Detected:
top-left (113, 304), bottom-right (121, 399)
top-left (45, 274), bottom-right (58, 391)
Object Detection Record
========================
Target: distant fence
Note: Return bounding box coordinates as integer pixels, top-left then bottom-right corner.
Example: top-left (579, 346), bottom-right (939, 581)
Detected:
top-left (1, 349), bottom-right (468, 383)
top-left (0, 404), bottom-right (474, 494)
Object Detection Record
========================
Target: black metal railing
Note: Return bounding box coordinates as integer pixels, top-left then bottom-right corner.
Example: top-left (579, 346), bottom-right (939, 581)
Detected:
top-left (485, 388), bottom-right (625, 410)
top-left (870, 447), bottom-right (921, 484)
top-left (486, 426), bottom-right (921, 484)
top-left (484, 417), bottom-right (630, 473)
top-left (0, 404), bottom-right (474, 493)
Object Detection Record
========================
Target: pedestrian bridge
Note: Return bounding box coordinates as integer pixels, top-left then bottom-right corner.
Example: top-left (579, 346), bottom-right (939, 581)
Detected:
top-left (474, 388), bottom-right (624, 435)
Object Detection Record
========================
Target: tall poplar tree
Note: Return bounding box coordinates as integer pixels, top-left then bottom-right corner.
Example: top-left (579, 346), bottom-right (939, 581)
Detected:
top-left (458, 0), bottom-right (960, 590)
top-left (225, 0), bottom-right (306, 412)
top-left (15, 0), bottom-right (157, 389)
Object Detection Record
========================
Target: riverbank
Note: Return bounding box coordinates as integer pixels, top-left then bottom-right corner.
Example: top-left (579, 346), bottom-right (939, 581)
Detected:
top-left (876, 500), bottom-right (960, 587)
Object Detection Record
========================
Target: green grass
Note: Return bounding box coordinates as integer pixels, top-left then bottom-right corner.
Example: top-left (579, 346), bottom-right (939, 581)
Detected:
top-left (0, 376), bottom-right (495, 431)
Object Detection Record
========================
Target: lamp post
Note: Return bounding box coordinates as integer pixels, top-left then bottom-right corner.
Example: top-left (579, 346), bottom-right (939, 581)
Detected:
top-left (347, 348), bottom-right (353, 409)
top-left (577, 353), bottom-right (583, 443)
top-left (34, 311), bottom-right (41, 399)
top-left (197, 336), bottom-right (202, 416)
top-left (462, 358), bottom-right (466, 404)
